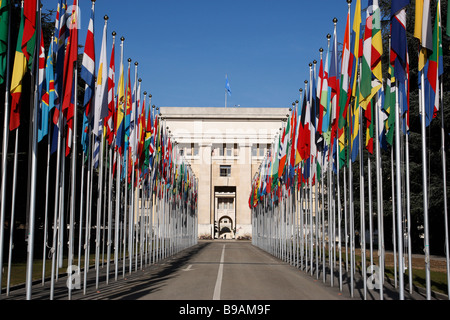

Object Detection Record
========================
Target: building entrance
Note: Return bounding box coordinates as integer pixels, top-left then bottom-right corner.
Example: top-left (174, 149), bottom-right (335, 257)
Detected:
top-left (214, 186), bottom-right (236, 239)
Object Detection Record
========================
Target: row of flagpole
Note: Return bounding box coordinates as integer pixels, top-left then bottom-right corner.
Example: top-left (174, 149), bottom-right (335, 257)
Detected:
top-left (251, 0), bottom-right (449, 300)
top-left (0, 0), bottom-right (198, 300)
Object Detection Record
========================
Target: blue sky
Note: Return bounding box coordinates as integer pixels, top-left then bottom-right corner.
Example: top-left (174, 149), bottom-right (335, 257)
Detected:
top-left (42, 0), bottom-right (353, 109)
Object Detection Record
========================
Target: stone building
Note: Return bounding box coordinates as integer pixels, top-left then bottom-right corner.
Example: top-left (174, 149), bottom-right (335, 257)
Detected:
top-left (160, 106), bottom-right (290, 239)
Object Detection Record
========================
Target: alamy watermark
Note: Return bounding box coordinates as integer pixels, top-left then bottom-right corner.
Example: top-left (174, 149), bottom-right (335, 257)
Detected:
top-left (66, 265), bottom-right (81, 290)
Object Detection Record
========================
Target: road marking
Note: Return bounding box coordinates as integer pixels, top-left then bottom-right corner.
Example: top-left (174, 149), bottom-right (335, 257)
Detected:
top-left (213, 244), bottom-right (226, 300)
top-left (182, 265), bottom-right (193, 271)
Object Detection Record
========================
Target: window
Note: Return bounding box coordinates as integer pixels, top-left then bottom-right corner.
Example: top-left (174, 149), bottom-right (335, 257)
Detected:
top-left (220, 165), bottom-right (231, 177)
top-left (234, 143), bottom-right (239, 156)
top-left (193, 145), bottom-right (199, 156)
top-left (259, 145), bottom-right (265, 157)
top-left (252, 145), bottom-right (257, 157)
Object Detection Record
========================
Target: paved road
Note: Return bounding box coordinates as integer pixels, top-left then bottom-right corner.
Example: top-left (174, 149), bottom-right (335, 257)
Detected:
top-left (4, 240), bottom-right (445, 301)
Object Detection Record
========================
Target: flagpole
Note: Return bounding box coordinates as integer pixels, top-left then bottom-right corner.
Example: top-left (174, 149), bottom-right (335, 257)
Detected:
top-left (440, 73), bottom-right (450, 300)
top-left (419, 64), bottom-right (431, 300)
top-left (25, 0), bottom-right (41, 300)
top-left (374, 89), bottom-right (384, 299)
top-left (6, 129), bottom-right (19, 296)
top-left (395, 76), bottom-right (405, 300)
top-left (0, 0), bottom-right (12, 296)
top-left (42, 108), bottom-right (52, 286)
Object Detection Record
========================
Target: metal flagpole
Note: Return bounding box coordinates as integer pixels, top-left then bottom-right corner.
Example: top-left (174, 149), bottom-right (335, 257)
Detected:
top-left (374, 89), bottom-right (384, 299)
top-left (68, 41), bottom-right (79, 301)
top-left (6, 129), bottom-right (19, 296)
top-left (404, 95), bottom-right (412, 295)
top-left (348, 87), bottom-right (354, 297)
top-left (440, 72), bottom-right (450, 300)
top-left (0, 0), bottom-right (12, 297)
top-left (78, 150), bottom-right (86, 273)
top-left (395, 79), bottom-right (405, 300)
top-left (25, 0), bottom-right (41, 300)
top-left (419, 64), bottom-right (430, 300)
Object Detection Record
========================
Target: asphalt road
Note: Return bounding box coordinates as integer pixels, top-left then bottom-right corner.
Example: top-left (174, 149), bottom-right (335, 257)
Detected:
top-left (3, 240), bottom-right (444, 301)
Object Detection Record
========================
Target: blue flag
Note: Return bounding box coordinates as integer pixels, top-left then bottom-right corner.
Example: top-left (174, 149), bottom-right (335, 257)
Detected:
top-left (225, 74), bottom-right (231, 96)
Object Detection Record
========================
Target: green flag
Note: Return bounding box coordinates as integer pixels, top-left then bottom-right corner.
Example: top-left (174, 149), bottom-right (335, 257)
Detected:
top-left (0, 0), bottom-right (9, 85)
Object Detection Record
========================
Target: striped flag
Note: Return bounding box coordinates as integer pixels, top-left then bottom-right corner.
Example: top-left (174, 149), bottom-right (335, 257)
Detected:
top-left (338, 3), bottom-right (351, 130)
top-left (106, 36), bottom-right (116, 146)
top-left (115, 39), bottom-right (125, 153)
top-left (414, 0), bottom-right (432, 72)
top-left (21, 0), bottom-right (36, 71)
top-left (81, 2), bottom-right (95, 156)
top-left (63, 0), bottom-right (79, 157)
top-left (51, 0), bottom-right (69, 154)
top-left (424, 0), bottom-right (443, 127)
top-left (9, 4), bottom-right (26, 131)
top-left (391, 0), bottom-right (410, 83)
top-left (93, 18), bottom-right (108, 168)
top-left (42, 34), bottom-right (56, 137)
top-left (94, 18), bottom-right (108, 140)
top-left (37, 30), bottom-right (48, 142)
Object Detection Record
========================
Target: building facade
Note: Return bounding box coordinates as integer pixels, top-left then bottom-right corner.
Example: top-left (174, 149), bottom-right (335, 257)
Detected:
top-left (160, 107), bottom-right (290, 239)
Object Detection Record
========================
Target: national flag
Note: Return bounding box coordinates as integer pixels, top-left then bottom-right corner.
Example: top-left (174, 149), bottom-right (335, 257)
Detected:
top-left (424, 0), bottom-right (443, 127)
top-left (116, 39), bottom-right (125, 152)
top-left (80, 2), bottom-right (95, 155)
top-left (277, 113), bottom-right (290, 179)
top-left (0, 0), bottom-right (10, 85)
top-left (40, 34), bottom-right (56, 141)
top-left (384, 63), bottom-right (396, 146)
top-left (391, 0), bottom-right (410, 83)
top-left (94, 18), bottom-right (108, 140)
top-left (225, 74), bottom-right (231, 96)
top-left (9, 4), bottom-right (26, 131)
top-left (106, 35), bottom-right (116, 146)
top-left (338, 3), bottom-right (352, 130)
top-left (414, 0), bottom-right (432, 71)
top-left (63, 0), bottom-right (79, 157)
top-left (351, 79), bottom-right (361, 162)
top-left (37, 30), bottom-right (48, 142)
top-left (51, 0), bottom-right (69, 154)
top-left (320, 35), bottom-right (332, 146)
top-left (22, 0), bottom-right (36, 70)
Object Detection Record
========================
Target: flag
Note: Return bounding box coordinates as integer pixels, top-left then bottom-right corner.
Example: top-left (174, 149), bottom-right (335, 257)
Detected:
top-left (391, 0), bottom-right (410, 83)
top-left (0, 0), bottom-right (9, 85)
top-left (351, 79), bottom-right (361, 162)
top-left (424, 0), bottom-right (443, 127)
top-left (414, 0), bottom-right (432, 71)
top-left (51, 0), bottom-right (69, 154)
top-left (22, 0), bottom-right (36, 70)
top-left (321, 35), bottom-right (332, 145)
top-left (106, 36), bottom-right (116, 145)
top-left (37, 30), bottom-right (48, 142)
top-left (360, 1), bottom-right (383, 110)
top-left (116, 39), bottom-right (125, 152)
top-left (80, 2), bottom-right (95, 155)
top-left (63, 0), bottom-right (79, 157)
top-left (384, 63), bottom-right (396, 146)
top-left (94, 18), bottom-right (108, 140)
top-left (225, 74), bottom-right (231, 96)
top-left (9, 4), bottom-right (26, 131)
top-left (40, 34), bottom-right (55, 142)
top-left (338, 3), bottom-right (352, 130)
top-left (278, 114), bottom-right (290, 179)
top-left (93, 17), bottom-right (108, 168)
